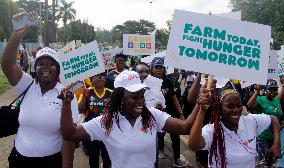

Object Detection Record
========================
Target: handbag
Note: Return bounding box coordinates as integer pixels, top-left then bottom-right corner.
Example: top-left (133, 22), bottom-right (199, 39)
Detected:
top-left (0, 81), bottom-right (33, 138)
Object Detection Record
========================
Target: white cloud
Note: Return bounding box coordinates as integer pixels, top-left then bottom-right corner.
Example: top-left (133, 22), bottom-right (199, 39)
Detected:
top-left (67, 0), bottom-right (231, 30)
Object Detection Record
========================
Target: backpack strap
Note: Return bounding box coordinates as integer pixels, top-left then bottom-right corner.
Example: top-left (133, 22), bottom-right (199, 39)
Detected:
top-left (9, 81), bottom-right (34, 107)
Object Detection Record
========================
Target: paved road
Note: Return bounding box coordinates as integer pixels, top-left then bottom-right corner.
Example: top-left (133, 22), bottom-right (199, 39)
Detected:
top-left (0, 89), bottom-right (198, 168)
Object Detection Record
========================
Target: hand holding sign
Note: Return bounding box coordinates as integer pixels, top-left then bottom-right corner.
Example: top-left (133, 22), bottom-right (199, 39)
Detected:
top-left (198, 83), bottom-right (212, 112)
top-left (12, 12), bottom-right (38, 31)
top-left (58, 81), bottom-right (84, 100)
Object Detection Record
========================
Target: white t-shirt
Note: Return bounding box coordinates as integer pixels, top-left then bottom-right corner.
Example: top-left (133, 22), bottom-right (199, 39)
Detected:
top-left (186, 74), bottom-right (195, 82)
top-left (13, 72), bottom-right (79, 157)
top-left (82, 107), bottom-right (170, 168)
top-left (202, 114), bottom-right (271, 168)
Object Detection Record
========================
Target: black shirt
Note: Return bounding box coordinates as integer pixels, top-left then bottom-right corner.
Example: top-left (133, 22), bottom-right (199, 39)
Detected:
top-left (162, 77), bottom-right (180, 118)
top-left (105, 70), bottom-right (120, 90)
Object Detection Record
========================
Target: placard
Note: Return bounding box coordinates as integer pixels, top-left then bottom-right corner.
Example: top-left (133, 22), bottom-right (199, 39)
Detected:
top-left (58, 41), bottom-right (76, 56)
top-left (165, 10), bottom-right (271, 84)
top-left (123, 34), bottom-right (155, 55)
top-left (267, 50), bottom-right (278, 79)
top-left (59, 41), bottom-right (105, 86)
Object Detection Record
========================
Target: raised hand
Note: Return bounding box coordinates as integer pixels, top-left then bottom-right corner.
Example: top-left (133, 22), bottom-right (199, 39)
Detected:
top-left (198, 84), bottom-right (211, 111)
top-left (11, 12), bottom-right (30, 40)
top-left (58, 84), bottom-right (75, 101)
top-left (254, 84), bottom-right (262, 91)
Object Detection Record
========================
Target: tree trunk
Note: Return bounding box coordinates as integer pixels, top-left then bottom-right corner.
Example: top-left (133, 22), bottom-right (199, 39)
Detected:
top-left (44, 0), bottom-right (49, 46)
top-left (64, 23), bottom-right (66, 45)
top-left (52, 0), bottom-right (56, 42)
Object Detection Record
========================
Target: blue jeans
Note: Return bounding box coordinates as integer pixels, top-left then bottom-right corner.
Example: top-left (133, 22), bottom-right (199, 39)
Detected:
top-left (257, 137), bottom-right (271, 162)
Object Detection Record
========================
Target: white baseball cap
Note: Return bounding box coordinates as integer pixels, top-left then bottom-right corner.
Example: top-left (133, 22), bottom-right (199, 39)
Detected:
top-left (35, 47), bottom-right (60, 64)
top-left (114, 70), bottom-right (149, 92)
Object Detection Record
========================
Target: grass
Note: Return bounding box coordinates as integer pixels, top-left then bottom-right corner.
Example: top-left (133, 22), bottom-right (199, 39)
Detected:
top-left (0, 67), bottom-right (11, 95)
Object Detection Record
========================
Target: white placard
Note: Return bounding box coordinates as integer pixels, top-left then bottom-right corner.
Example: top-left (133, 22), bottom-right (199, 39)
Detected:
top-left (214, 11), bottom-right (242, 20)
top-left (58, 41), bottom-right (76, 56)
top-left (101, 48), bottom-right (123, 69)
top-left (141, 51), bottom-right (166, 63)
top-left (267, 50), bottom-right (278, 79)
top-left (59, 41), bottom-right (105, 86)
top-left (165, 10), bottom-right (271, 84)
top-left (123, 34), bottom-right (155, 55)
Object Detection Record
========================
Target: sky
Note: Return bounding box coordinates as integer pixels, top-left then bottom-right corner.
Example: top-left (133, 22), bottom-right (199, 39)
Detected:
top-left (65, 0), bottom-right (231, 30)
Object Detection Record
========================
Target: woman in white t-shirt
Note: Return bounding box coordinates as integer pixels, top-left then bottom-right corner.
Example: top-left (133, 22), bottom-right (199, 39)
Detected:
top-left (1, 13), bottom-right (78, 168)
top-left (188, 86), bottom-right (281, 168)
top-left (60, 70), bottom-right (195, 168)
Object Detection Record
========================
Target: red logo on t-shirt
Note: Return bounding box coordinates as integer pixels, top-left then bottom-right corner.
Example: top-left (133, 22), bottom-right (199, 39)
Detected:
top-left (128, 76), bottom-right (134, 80)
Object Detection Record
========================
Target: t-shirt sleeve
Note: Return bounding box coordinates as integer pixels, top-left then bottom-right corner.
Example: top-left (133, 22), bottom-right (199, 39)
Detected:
top-left (12, 72), bottom-right (33, 96)
top-left (149, 107), bottom-right (170, 132)
top-left (81, 116), bottom-right (104, 141)
top-left (201, 124), bottom-right (214, 150)
top-left (249, 114), bottom-right (271, 136)
top-left (71, 96), bottom-right (79, 124)
top-left (253, 96), bottom-right (262, 113)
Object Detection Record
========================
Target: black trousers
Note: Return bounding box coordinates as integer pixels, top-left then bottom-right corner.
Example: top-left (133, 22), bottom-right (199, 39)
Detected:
top-left (196, 150), bottom-right (208, 167)
top-left (158, 132), bottom-right (180, 160)
top-left (8, 147), bottom-right (62, 168)
top-left (82, 140), bottom-right (111, 168)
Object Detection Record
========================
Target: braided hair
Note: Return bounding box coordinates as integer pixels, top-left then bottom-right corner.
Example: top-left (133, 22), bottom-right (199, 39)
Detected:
top-left (208, 95), bottom-right (226, 168)
top-left (101, 87), bottom-right (157, 136)
top-left (208, 90), bottom-right (239, 168)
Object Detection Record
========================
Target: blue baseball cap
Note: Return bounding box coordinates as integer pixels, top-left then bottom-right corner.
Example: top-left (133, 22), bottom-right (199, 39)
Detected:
top-left (266, 80), bottom-right (278, 89)
top-left (151, 57), bottom-right (164, 67)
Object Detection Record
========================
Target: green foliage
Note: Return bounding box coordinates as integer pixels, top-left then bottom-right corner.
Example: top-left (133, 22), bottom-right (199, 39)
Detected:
top-left (95, 28), bottom-right (112, 44)
top-left (111, 19), bottom-right (156, 47)
top-left (230, 0), bottom-right (284, 49)
top-left (17, 0), bottom-right (44, 43)
top-left (0, 0), bottom-right (19, 40)
top-left (57, 0), bottom-right (76, 44)
top-left (0, 68), bottom-right (11, 95)
top-left (57, 19), bottom-right (95, 43)
top-left (156, 28), bottom-right (169, 49)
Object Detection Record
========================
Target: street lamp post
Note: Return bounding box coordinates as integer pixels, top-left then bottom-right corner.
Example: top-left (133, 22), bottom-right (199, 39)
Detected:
top-left (148, 0), bottom-right (157, 23)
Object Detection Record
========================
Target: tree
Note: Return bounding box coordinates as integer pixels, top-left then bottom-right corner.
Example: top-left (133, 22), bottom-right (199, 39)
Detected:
top-left (110, 19), bottom-right (156, 47)
top-left (156, 28), bottom-right (169, 50)
top-left (57, 19), bottom-right (95, 43)
top-left (17, 0), bottom-right (43, 42)
top-left (230, 0), bottom-right (284, 49)
top-left (95, 28), bottom-right (112, 44)
top-left (0, 0), bottom-right (19, 40)
top-left (57, 0), bottom-right (76, 44)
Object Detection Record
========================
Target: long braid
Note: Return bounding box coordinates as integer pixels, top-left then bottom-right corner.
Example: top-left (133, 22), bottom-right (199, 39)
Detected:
top-left (209, 96), bottom-right (226, 168)
top-left (101, 87), bottom-right (124, 136)
top-left (140, 106), bottom-right (157, 133)
top-left (101, 87), bottom-right (157, 136)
